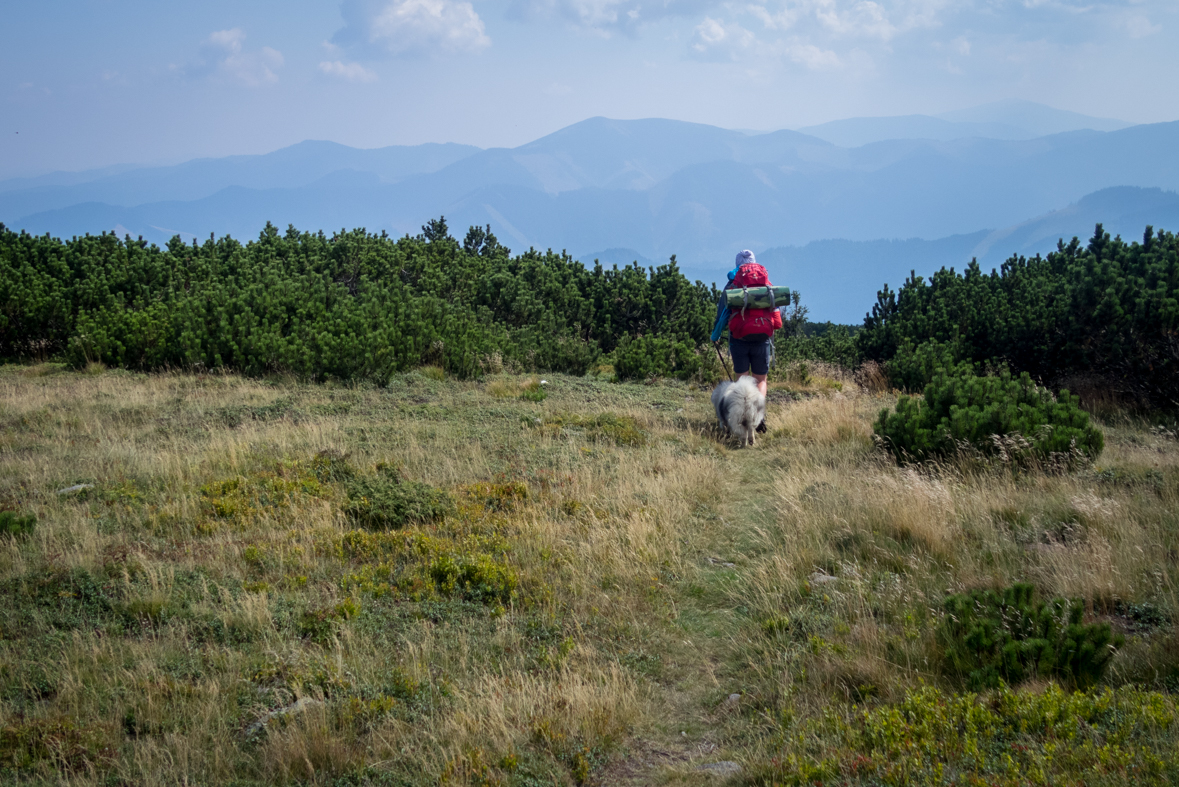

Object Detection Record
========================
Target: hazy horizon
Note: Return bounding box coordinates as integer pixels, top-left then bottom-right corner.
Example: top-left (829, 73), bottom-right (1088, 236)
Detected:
top-left (1, 100), bottom-right (1160, 183)
top-left (4, 0), bottom-right (1177, 179)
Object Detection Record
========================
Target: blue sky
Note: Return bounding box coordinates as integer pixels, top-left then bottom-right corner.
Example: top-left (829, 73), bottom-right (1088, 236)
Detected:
top-left (2, 0), bottom-right (1176, 178)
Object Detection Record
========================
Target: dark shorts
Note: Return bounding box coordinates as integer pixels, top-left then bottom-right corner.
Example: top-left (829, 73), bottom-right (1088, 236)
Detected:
top-left (729, 336), bottom-right (771, 375)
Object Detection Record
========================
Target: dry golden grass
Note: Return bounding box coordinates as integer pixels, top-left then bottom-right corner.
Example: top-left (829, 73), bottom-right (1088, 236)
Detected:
top-left (1, 365), bottom-right (1177, 785)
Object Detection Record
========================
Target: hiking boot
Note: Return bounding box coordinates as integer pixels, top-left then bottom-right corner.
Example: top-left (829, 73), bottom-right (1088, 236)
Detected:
top-left (756, 419), bottom-right (768, 434)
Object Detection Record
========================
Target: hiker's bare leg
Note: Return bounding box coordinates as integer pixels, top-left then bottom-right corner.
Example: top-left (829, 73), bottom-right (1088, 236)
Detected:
top-left (741, 371), bottom-right (768, 397)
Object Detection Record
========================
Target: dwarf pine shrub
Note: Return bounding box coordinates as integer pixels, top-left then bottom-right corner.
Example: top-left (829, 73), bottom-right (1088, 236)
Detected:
top-left (858, 225), bottom-right (1179, 409)
top-left (884, 338), bottom-right (961, 392)
top-left (874, 365), bottom-right (1103, 465)
top-left (0, 220), bottom-right (718, 381)
top-left (612, 334), bottom-right (710, 381)
top-left (0, 510), bottom-right (36, 538)
top-left (941, 582), bottom-right (1123, 689)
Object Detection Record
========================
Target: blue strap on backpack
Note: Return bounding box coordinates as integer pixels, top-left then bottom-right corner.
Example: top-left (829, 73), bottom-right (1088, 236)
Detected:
top-left (710, 265), bottom-right (740, 342)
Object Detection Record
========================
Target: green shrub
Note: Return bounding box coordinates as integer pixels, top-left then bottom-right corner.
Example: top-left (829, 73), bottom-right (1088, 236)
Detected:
top-left (310, 449), bottom-right (356, 483)
top-left (0, 510), bottom-right (36, 538)
top-left (884, 338), bottom-right (962, 392)
top-left (430, 553), bottom-right (517, 604)
top-left (874, 366), bottom-right (1104, 465)
top-left (0, 221), bottom-right (717, 383)
top-left (857, 226), bottom-right (1179, 410)
top-left (298, 599), bottom-right (360, 644)
top-left (753, 682), bottom-right (1179, 787)
top-left (774, 322), bottom-right (861, 369)
top-left (534, 413), bottom-right (647, 446)
top-left (941, 582), bottom-right (1123, 689)
top-left (519, 379), bottom-right (547, 401)
top-left (344, 469), bottom-right (453, 529)
top-left (612, 334), bottom-right (708, 381)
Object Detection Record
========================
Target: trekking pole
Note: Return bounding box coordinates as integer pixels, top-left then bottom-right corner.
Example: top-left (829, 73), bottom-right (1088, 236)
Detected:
top-left (714, 341), bottom-right (734, 382)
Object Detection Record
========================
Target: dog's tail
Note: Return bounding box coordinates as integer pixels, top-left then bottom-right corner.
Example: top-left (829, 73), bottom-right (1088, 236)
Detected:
top-left (730, 376), bottom-right (764, 445)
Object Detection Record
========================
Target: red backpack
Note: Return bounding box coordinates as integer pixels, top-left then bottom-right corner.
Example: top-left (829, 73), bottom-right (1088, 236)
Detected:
top-left (727, 263), bottom-right (783, 340)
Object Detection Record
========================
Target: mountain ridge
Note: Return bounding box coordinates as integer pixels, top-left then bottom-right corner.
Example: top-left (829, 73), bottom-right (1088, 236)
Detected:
top-left (5, 108), bottom-right (1178, 323)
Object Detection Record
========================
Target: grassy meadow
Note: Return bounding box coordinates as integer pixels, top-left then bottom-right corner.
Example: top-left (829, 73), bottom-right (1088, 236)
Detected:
top-left (2, 362), bottom-right (1179, 785)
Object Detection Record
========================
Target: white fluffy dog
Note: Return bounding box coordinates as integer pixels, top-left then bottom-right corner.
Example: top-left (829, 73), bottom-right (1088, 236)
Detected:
top-left (711, 376), bottom-right (766, 447)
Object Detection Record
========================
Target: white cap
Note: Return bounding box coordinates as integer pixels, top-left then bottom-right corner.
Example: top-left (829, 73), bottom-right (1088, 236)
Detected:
top-left (736, 249), bottom-right (755, 266)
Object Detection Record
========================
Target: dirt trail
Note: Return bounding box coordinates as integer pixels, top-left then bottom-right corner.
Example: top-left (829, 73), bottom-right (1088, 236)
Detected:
top-left (601, 449), bottom-right (781, 785)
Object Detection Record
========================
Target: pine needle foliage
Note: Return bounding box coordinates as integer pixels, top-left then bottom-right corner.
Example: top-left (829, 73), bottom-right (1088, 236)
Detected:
top-left (941, 583), bottom-right (1123, 690)
top-left (0, 510), bottom-right (36, 538)
top-left (0, 219), bottom-right (717, 381)
top-left (874, 365), bottom-right (1103, 465)
top-left (858, 224), bottom-right (1179, 407)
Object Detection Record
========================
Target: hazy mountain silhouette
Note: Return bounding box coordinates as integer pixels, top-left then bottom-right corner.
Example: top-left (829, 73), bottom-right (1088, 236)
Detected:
top-left (4, 104), bottom-right (1178, 321)
top-left (797, 115), bottom-right (1030, 147)
top-left (0, 141), bottom-right (480, 221)
top-left (797, 100), bottom-right (1130, 148)
top-left (936, 100), bottom-right (1130, 136)
top-left (971, 186), bottom-right (1179, 264)
top-left (759, 187), bottom-right (1179, 323)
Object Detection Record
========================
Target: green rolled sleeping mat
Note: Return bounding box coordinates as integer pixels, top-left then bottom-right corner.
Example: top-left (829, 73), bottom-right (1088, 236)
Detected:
top-left (724, 286), bottom-right (792, 309)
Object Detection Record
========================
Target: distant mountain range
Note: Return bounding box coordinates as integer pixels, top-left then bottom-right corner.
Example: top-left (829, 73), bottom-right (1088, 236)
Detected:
top-left (761, 187), bottom-right (1179, 323)
top-left (796, 99), bottom-right (1131, 147)
top-left (4, 102), bottom-right (1178, 323)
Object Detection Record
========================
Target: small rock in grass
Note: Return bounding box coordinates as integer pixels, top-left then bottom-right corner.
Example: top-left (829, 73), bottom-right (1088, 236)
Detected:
top-left (56, 483), bottom-right (94, 495)
top-left (809, 571), bottom-right (838, 585)
top-left (245, 697), bottom-right (322, 738)
top-left (698, 761), bottom-right (741, 776)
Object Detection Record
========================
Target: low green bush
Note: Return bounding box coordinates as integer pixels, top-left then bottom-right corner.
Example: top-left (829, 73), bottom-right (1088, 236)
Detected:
top-left (774, 322), bottom-right (861, 369)
top-left (874, 366), bottom-right (1103, 465)
top-left (297, 599), bottom-right (360, 644)
top-left (0, 221), bottom-right (718, 382)
top-left (857, 226), bottom-right (1179, 411)
top-left (310, 449), bottom-right (357, 483)
top-left (430, 553), bottom-right (518, 604)
top-left (884, 338), bottom-right (961, 392)
top-left (519, 379), bottom-right (547, 401)
top-left (0, 510), bottom-right (36, 538)
top-left (753, 682), bottom-right (1179, 787)
top-left (344, 468), bottom-right (453, 529)
top-left (534, 413), bottom-right (647, 446)
top-left (612, 334), bottom-right (710, 381)
top-left (941, 582), bottom-right (1123, 689)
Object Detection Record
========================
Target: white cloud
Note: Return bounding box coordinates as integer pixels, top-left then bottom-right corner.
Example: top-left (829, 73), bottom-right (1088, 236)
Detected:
top-left (690, 0), bottom-right (950, 66)
top-left (207, 28), bottom-right (246, 52)
top-left (782, 40), bottom-right (843, 68)
top-left (690, 17), bottom-right (759, 59)
top-left (747, 3), bottom-right (806, 32)
top-left (510, 0), bottom-right (713, 35)
top-left (335, 0), bottom-right (490, 57)
top-left (1123, 14), bottom-right (1160, 38)
top-left (690, 14), bottom-right (846, 68)
top-left (319, 60), bottom-right (379, 82)
top-left (815, 0), bottom-right (898, 40)
top-left (200, 28), bottom-right (283, 86)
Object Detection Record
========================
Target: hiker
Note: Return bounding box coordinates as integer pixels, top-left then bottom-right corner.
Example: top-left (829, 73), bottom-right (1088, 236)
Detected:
top-left (711, 249), bottom-right (782, 430)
